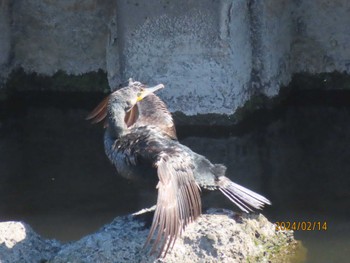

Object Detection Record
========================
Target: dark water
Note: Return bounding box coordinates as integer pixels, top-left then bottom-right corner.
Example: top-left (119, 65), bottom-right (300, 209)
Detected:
top-left (0, 90), bottom-right (349, 263)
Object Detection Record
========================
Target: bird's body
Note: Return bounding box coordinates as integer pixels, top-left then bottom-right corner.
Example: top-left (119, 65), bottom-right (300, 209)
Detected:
top-left (87, 79), bottom-right (271, 257)
top-left (104, 125), bottom-right (169, 183)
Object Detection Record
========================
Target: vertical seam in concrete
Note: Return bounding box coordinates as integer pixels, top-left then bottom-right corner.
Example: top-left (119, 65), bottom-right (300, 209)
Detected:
top-left (0, 0), bottom-right (14, 87)
top-left (219, 1), bottom-right (233, 41)
top-left (7, 0), bottom-right (14, 67)
top-left (247, 0), bottom-right (263, 96)
top-left (115, 2), bottom-right (126, 84)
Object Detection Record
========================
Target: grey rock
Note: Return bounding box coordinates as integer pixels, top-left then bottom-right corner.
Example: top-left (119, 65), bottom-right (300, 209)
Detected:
top-left (0, 210), bottom-right (304, 263)
top-left (0, 221), bottom-right (61, 263)
top-left (51, 210), bottom-right (303, 262)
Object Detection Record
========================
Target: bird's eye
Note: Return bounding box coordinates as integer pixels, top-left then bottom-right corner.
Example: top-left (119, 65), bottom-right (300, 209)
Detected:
top-left (137, 88), bottom-right (144, 97)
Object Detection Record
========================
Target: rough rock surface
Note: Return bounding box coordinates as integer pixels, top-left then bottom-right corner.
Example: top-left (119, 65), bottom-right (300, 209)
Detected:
top-left (0, 221), bottom-right (61, 263)
top-left (0, 210), bottom-right (303, 263)
top-left (1, 1), bottom-right (350, 114)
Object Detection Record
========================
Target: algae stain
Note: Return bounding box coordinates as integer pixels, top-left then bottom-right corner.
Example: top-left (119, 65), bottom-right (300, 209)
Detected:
top-left (5, 68), bottom-right (110, 93)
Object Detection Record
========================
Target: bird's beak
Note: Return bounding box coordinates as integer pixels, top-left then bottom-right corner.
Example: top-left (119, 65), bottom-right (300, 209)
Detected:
top-left (137, 84), bottom-right (164, 102)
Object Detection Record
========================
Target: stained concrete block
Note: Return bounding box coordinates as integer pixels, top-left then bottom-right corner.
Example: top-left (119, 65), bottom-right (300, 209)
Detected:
top-left (11, 0), bottom-right (113, 75)
top-left (249, 0), bottom-right (294, 97)
top-left (291, 0), bottom-right (350, 73)
top-left (116, 0), bottom-right (252, 115)
top-left (1, 0), bottom-right (350, 114)
top-left (0, 0), bottom-right (11, 83)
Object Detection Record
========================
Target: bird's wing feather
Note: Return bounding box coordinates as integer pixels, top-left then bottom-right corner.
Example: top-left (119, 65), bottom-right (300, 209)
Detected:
top-left (145, 150), bottom-right (201, 258)
top-left (108, 131), bottom-right (201, 257)
top-left (124, 105), bottom-right (139, 128)
top-left (85, 95), bottom-right (110, 125)
top-left (137, 94), bottom-right (177, 139)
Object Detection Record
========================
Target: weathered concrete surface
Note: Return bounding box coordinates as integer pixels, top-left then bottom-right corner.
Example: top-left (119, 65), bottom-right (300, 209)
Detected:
top-left (0, 0), bottom-right (11, 84)
top-left (0, 1), bottom-right (350, 114)
top-left (119, 0), bottom-right (253, 114)
top-left (11, 1), bottom-right (114, 75)
top-left (249, 1), bottom-right (294, 97)
top-left (291, 1), bottom-right (350, 73)
top-left (0, 211), bottom-right (304, 263)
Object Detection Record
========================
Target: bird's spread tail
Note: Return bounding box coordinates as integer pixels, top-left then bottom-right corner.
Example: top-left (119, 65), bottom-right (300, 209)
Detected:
top-left (217, 175), bottom-right (271, 213)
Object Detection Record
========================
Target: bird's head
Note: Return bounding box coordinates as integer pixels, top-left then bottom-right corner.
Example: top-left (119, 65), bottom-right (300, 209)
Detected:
top-left (86, 79), bottom-right (164, 132)
top-left (115, 79), bottom-right (164, 113)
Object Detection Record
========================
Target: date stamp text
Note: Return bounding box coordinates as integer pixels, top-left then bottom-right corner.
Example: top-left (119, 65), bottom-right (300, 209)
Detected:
top-left (275, 221), bottom-right (327, 231)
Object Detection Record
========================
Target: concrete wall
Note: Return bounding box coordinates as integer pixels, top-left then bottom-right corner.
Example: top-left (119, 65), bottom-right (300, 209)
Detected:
top-left (119, 0), bottom-right (253, 114)
top-left (11, 1), bottom-right (113, 75)
top-left (291, 0), bottom-right (350, 73)
top-left (0, 0), bottom-right (11, 83)
top-left (0, 0), bottom-right (349, 114)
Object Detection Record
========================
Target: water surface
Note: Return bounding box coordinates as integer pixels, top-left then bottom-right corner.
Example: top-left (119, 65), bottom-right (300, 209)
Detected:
top-left (0, 90), bottom-right (349, 263)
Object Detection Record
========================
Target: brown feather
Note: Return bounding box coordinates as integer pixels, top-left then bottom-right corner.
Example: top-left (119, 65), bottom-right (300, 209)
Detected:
top-left (137, 94), bottom-right (177, 140)
top-left (86, 95), bottom-right (110, 124)
top-left (124, 104), bottom-right (139, 128)
top-left (145, 153), bottom-right (201, 258)
top-left (86, 93), bottom-right (175, 138)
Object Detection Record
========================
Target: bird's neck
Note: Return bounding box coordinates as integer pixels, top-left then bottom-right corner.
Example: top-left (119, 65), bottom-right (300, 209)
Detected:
top-left (106, 103), bottom-right (128, 139)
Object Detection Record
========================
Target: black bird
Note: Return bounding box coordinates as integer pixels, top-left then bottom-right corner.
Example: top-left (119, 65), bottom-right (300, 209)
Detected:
top-left (87, 79), bottom-right (271, 257)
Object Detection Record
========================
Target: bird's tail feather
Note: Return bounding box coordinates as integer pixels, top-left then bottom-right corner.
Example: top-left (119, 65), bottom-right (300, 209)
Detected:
top-left (217, 176), bottom-right (271, 213)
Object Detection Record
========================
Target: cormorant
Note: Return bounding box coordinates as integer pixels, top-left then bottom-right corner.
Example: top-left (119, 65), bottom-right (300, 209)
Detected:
top-left (87, 79), bottom-right (271, 257)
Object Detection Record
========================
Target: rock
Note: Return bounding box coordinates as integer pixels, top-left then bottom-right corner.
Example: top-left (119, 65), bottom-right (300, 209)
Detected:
top-left (0, 210), bottom-right (304, 263)
top-left (0, 221), bottom-right (61, 263)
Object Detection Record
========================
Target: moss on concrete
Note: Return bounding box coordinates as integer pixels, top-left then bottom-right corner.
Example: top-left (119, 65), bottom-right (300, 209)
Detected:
top-left (244, 215), bottom-right (307, 263)
top-left (233, 93), bottom-right (273, 123)
top-left (223, 71), bottom-right (350, 126)
top-left (291, 72), bottom-right (350, 91)
top-left (5, 68), bottom-right (109, 92)
top-left (0, 89), bottom-right (8, 102)
top-left (3, 70), bottom-right (350, 129)
top-left (170, 72), bottom-right (350, 138)
top-left (173, 111), bottom-right (235, 126)
top-left (250, 232), bottom-right (306, 263)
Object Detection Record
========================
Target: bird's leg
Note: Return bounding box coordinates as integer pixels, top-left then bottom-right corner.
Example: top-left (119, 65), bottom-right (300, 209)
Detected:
top-left (132, 205), bottom-right (157, 216)
top-left (132, 205), bottom-right (157, 230)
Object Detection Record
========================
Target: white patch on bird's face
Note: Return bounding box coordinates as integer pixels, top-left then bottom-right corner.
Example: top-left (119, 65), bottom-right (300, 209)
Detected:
top-left (124, 97), bottom-right (137, 113)
top-left (130, 97), bottom-right (138, 106)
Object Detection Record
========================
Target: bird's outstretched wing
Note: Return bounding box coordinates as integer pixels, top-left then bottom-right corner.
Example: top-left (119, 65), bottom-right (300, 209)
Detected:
top-left (145, 150), bottom-right (201, 258)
